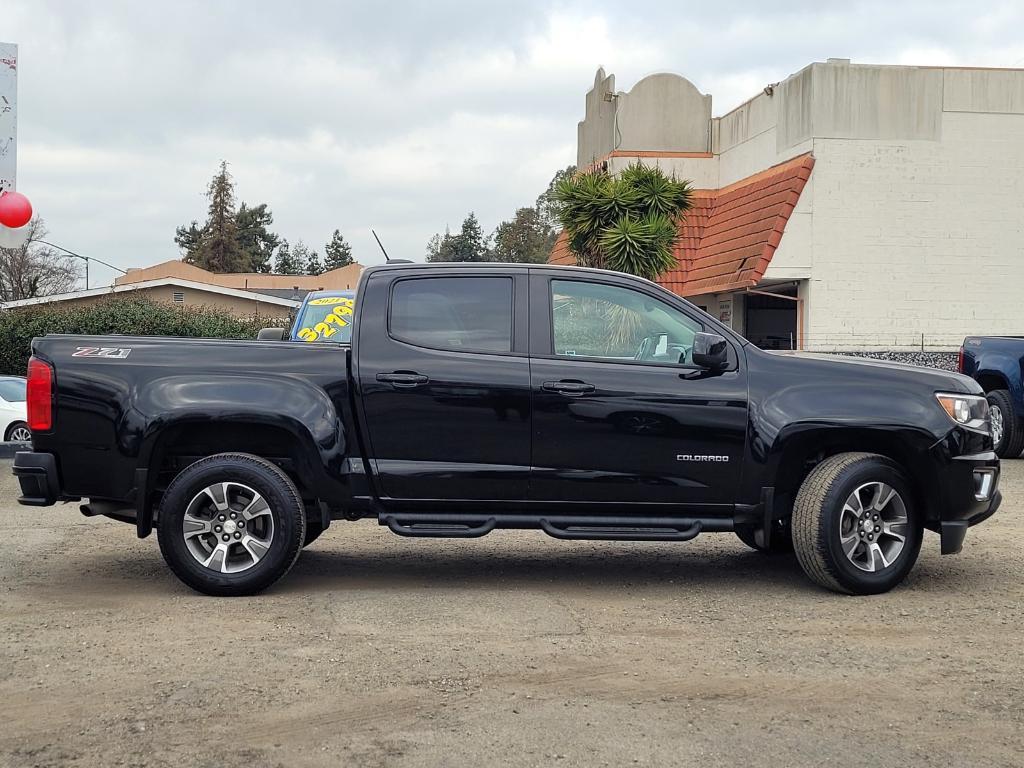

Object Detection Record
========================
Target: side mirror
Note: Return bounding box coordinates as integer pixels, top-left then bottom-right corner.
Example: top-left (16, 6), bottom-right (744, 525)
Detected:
top-left (257, 327), bottom-right (287, 341)
top-left (692, 331), bottom-right (728, 370)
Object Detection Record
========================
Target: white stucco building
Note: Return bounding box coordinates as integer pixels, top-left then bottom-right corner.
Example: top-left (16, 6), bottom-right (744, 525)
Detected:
top-left (551, 59), bottom-right (1024, 352)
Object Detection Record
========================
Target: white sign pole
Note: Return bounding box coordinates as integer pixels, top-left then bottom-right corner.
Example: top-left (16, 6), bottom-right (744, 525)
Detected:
top-left (0, 42), bottom-right (17, 194)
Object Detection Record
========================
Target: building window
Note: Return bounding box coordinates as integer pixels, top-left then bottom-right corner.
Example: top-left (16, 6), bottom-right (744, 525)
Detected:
top-left (172, 292), bottom-right (185, 304)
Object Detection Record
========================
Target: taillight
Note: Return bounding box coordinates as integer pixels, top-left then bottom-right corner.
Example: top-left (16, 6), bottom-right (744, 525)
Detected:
top-left (27, 356), bottom-right (53, 432)
top-left (957, 346), bottom-right (965, 373)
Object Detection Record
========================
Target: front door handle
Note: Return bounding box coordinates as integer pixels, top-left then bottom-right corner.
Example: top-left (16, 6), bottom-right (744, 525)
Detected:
top-left (542, 380), bottom-right (596, 396)
top-left (377, 372), bottom-right (430, 388)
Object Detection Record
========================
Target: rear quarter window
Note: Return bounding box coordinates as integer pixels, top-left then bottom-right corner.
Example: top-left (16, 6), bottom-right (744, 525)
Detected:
top-left (389, 277), bottom-right (513, 353)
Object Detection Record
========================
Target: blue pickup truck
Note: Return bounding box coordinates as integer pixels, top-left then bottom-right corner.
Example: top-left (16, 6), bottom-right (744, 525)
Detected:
top-left (257, 290), bottom-right (355, 344)
top-left (960, 336), bottom-right (1024, 457)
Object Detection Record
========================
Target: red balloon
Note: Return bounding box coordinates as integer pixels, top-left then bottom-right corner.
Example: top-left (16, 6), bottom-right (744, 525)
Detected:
top-left (0, 191), bottom-right (33, 229)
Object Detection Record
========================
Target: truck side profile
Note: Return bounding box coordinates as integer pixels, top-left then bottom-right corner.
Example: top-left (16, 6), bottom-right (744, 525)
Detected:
top-left (14, 263), bottom-right (1000, 596)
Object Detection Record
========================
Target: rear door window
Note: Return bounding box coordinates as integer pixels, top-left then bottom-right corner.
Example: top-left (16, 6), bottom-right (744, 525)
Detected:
top-left (390, 277), bottom-right (513, 353)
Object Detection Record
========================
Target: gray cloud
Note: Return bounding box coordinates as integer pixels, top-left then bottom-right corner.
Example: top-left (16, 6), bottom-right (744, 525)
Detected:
top-left (6, 1), bottom-right (1024, 286)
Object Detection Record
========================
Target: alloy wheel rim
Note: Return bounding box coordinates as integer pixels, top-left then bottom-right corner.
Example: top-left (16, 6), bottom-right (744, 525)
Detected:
top-left (839, 481), bottom-right (908, 573)
top-left (182, 482), bottom-right (274, 574)
top-left (991, 404), bottom-right (1004, 447)
top-left (8, 426), bottom-right (31, 442)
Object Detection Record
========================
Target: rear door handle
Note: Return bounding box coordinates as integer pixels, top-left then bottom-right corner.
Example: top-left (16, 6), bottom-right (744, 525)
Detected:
top-left (376, 372), bottom-right (429, 388)
top-left (542, 380), bottom-right (596, 395)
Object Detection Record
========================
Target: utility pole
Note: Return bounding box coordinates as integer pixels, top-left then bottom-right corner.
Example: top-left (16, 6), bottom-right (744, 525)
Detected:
top-left (34, 239), bottom-right (127, 290)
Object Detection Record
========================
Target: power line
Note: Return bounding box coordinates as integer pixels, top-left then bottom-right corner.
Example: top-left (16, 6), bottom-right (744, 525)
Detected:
top-left (34, 239), bottom-right (127, 290)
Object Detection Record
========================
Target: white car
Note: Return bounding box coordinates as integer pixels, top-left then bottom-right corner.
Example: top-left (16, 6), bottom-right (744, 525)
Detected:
top-left (0, 376), bottom-right (30, 443)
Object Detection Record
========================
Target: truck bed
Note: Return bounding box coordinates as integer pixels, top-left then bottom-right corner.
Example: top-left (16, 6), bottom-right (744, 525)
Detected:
top-left (30, 334), bottom-right (361, 507)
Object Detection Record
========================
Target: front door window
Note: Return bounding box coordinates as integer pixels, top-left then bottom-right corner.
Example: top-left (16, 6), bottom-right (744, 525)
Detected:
top-left (551, 280), bottom-right (702, 366)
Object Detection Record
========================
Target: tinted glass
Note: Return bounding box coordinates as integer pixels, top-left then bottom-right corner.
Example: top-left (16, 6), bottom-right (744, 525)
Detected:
top-left (0, 379), bottom-right (25, 402)
top-left (551, 280), bottom-right (702, 364)
top-left (391, 277), bottom-right (513, 353)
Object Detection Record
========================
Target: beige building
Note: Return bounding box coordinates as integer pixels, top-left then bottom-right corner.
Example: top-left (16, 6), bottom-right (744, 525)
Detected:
top-left (3, 259), bottom-right (364, 318)
top-left (114, 259), bottom-right (364, 295)
top-left (553, 60), bottom-right (1024, 351)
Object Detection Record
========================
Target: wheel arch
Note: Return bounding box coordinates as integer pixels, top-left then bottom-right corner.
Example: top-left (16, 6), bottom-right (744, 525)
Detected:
top-left (975, 370), bottom-right (1010, 394)
top-left (770, 426), bottom-right (935, 527)
top-left (132, 373), bottom-right (348, 505)
top-left (148, 417), bottom-right (321, 482)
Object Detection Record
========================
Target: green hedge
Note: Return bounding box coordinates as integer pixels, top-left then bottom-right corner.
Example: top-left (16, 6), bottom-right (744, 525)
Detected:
top-left (0, 296), bottom-right (289, 376)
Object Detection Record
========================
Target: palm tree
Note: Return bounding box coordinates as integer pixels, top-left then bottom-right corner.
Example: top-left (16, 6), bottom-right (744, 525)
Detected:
top-left (553, 163), bottom-right (693, 281)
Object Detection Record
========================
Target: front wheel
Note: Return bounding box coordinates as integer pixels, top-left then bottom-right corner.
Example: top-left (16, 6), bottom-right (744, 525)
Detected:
top-left (986, 389), bottom-right (1023, 459)
top-left (792, 453), bottom-right (922, 595)
top-left (157, 453), bottom-right (306, 596)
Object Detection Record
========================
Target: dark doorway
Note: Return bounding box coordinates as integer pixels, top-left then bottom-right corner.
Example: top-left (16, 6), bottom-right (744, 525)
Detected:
top-left (744, 286), bottom-right (798, 350)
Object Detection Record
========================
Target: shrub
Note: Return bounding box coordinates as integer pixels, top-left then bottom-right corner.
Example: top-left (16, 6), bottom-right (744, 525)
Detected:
top-left (553, 162), bottom-right (693, 280)
top-left (0, 296), bottom-right (290, 375)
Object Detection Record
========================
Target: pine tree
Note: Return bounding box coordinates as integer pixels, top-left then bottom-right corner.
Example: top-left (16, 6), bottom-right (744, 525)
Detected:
top-left (275, 240), bottom-right (300, 275)
top-left (324, 229), bottom-right (354, 270)
top-left (306, 250), bottom-right (324, 276)
top-left (185, 161), bottom-right (247, 273)
top-left (173, 221), bottom-right (204, 259)
top-left (236, 202), bottom-right (280, 273)
top-left (289, 241), bottom-right (311, 276)
top-left (453, 212), bottom-right (488, 261)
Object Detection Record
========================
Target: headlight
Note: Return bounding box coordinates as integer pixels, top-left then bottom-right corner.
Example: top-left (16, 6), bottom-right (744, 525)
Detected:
top-left (935, 393), bottom-right (989, 431)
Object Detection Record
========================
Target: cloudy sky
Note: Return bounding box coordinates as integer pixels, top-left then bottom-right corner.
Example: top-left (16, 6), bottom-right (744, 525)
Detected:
top-left (5, 1), bottom-right (1024, 286)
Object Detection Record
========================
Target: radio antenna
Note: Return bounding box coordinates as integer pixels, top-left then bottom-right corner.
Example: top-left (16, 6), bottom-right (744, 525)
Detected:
top-left (371, 229), bottom-right (392, 262)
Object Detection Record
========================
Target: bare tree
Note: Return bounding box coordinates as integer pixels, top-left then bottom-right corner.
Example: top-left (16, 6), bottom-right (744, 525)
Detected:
top-left (0, 219), bottom-right (82, 302)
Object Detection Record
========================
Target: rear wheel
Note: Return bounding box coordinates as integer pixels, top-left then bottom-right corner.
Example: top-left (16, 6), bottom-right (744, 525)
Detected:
top-left (5, 421), bottom-right (31, 443)
top-left (986, 389), bottom-right (1023, 458)
top-left (792, 453), bottom-right (922, 595)
top-left (157, 453), bottom-right (305, 596)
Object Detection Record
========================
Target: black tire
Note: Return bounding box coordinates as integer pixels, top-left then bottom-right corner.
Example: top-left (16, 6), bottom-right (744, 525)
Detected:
top-left (157, 453), bottom-right (305, 596)
top-left (792, 452), bottom-right (922, 595)
top-left (734, 521), bottom-right (793, 554)
top-left (986, 389), bottom-right (1023, 459)
top-left (5, 421), bottom-right (31, 442)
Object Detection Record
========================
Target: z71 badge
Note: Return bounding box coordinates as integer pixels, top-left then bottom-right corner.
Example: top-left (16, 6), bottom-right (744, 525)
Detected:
top-left (72, 346), bottom-right (132, 359)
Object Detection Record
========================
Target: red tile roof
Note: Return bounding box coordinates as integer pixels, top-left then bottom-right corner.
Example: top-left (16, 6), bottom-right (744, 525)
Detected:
top-left (549, 153), bottom-right (814, 297)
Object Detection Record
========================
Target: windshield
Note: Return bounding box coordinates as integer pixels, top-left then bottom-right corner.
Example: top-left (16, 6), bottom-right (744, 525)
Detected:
top-left (0, 378), bottom-right (26, 402)
top-left (292, 294), bottom-right (355, 343)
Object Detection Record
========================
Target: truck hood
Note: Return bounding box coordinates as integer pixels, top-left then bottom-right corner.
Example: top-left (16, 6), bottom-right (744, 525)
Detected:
top-left (768, 351), bottom-right (980, 394)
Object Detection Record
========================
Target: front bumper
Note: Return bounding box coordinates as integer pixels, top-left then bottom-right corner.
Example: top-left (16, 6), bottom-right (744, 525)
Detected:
top-left (934, 450), bottom-right (1001, 554)
top-left (12, 451), bottom-right (61, 506)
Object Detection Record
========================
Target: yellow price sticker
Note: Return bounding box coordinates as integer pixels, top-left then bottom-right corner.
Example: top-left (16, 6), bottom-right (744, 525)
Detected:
top-left (308, 297), bottom-right (354, 306)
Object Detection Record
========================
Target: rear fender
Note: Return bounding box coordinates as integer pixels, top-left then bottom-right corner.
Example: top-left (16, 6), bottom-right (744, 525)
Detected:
top-left (134, 374), bottom-right (347, 495)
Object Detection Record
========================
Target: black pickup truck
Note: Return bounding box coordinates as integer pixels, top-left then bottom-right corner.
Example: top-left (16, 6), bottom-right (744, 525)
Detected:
top-left (13, 263), bottom-right (1000, 596)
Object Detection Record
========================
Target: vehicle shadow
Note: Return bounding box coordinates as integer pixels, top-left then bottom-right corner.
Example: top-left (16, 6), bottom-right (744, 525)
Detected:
top-left (28, 527), bottom-right (995, 599)
top-left (278, 541), bottom-right (813, 596)
top-left (274, 534), bottom-right (997, 597)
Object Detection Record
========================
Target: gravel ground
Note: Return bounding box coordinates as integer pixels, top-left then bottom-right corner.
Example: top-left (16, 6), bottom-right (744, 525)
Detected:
top-left (0, 459), bottom-right (1021, 768)
top-left (814, 351), bottom-right (959, 371)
